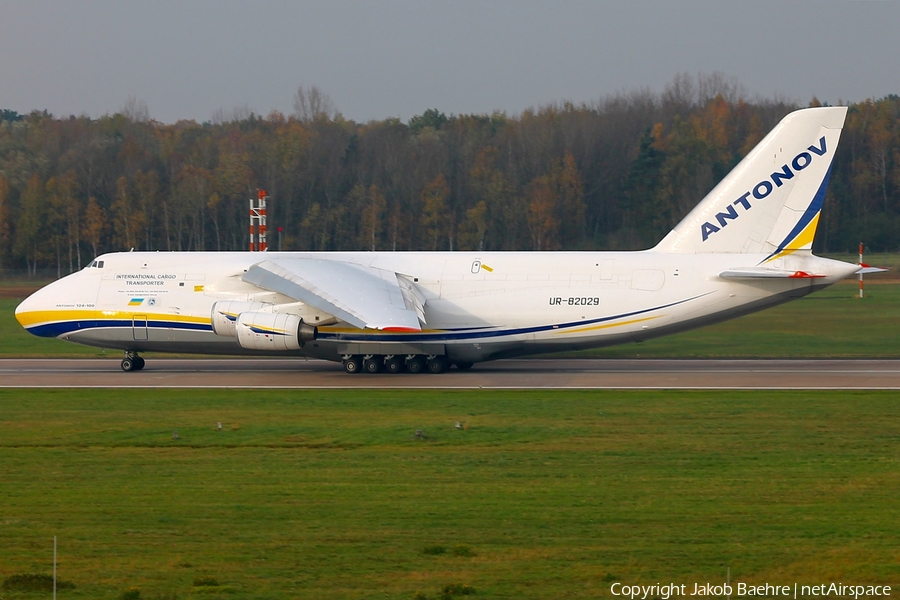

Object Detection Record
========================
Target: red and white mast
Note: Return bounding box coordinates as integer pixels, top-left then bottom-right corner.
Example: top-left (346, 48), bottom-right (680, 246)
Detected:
top-left (250, 189), bottom-right (268, 252)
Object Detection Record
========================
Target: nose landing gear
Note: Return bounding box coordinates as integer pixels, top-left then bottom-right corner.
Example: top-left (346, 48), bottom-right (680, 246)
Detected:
top-left (121, 351), bottom-right (145, 372)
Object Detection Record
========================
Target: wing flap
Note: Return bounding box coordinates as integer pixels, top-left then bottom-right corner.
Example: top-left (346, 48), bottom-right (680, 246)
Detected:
top-left (397, 274), bottom-right (427, 323)
top-left (242, 258), bottom-right (424, 331)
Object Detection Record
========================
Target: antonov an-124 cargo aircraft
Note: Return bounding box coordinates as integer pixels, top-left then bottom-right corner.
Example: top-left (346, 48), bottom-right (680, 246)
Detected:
top-left (15, 107), bottom-right (883, 373)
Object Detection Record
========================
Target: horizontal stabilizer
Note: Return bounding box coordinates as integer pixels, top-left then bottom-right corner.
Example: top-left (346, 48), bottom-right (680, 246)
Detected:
top-left (856, 264), bottom-right (888, 275)
top-left (719, 267), bottom-right (826, 279)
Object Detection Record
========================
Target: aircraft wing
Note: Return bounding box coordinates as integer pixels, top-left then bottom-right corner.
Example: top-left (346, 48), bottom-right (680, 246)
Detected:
top-left (242, 258), bottom-right (424, 331)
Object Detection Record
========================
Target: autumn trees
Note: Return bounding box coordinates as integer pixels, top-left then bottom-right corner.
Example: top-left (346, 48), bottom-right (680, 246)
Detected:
top-left (0, 79), bottom-right (898, 277)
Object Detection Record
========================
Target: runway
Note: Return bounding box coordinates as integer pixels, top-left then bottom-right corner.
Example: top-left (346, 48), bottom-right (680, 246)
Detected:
top-left (1, 358), bottom-right (899, 389)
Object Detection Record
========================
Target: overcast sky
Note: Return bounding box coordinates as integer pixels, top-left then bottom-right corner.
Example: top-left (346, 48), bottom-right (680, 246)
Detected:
top-left (2, 1), bottom-right (898, 124)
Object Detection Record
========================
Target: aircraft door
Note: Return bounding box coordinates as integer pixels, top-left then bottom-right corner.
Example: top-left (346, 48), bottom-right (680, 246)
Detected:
top-left (133, 315), bottom-right (148, 341)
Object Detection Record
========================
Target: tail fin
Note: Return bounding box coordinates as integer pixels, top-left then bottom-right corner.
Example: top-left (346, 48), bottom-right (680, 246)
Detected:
top-left (654, 106), bottom-right (847, 259)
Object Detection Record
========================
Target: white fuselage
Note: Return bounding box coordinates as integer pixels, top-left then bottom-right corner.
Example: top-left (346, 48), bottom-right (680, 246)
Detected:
top-left (16, 249), bottom-right (858, 364)
top-left (16, 107), bottom-right (860, 371)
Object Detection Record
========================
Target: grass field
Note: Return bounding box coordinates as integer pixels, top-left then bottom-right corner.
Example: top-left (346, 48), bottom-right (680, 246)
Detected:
top-left (2, 281), bottom-right (898, 359)
top-left (1, 389), bottom-right (898, 599)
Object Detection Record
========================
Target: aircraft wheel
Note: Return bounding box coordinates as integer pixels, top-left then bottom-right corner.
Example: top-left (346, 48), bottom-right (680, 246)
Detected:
top-left (384, 356), bottom-right (403, 374)
top-left (363, 356), bottom-right (383, 374)
top-left (121, 357), bottom-right (136, 372)
top-left (134, 357), bottom-right (146, 371)
top-left (426, 356), bottom-right (449, 374)
top-left (343, 356), bottom-right (362, 374)
top-left (405, 355), bottom-right (425, 374)
top-left (454, 361), bottom-right (474, 371)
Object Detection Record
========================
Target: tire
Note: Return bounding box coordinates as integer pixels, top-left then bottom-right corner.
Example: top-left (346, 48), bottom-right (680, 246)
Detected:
top-left (384, 357), bottom-right (403, 374)
top-left (363, 356), bottom-right (383, 374)
top-left (121, 358), bottom-right (135, 372)
top-left (454, 362), bottom-right (474, 371)
top-left (343, 356), bottom-right (362, 374)
top-left (426, 356), bottom-right (449, 374)
top-left (135, 357), bottom-right (146, 371)
top-left (405, 355), bottom-right (425, 374)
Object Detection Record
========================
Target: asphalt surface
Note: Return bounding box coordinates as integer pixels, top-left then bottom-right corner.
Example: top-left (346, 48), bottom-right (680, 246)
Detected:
top-left (1, 358), bottom-right (898, 389)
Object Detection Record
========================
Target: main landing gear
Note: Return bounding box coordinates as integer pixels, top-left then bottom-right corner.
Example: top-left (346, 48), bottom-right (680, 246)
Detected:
top-left (121, 351), bottom-right (145, 372)
top-left (341, 354), bottom-right (470, 375)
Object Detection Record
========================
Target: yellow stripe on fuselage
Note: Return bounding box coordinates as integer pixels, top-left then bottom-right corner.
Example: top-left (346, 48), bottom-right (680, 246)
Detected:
top-left (554, 315), bottom-right (660, 335)
top-left (321, 315), bottom-right (663, 337)
top-left (16, 308), bottom-right (210, 328)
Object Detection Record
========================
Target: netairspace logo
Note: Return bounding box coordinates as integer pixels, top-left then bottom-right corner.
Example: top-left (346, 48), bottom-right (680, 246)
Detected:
top-left (610, 582), bottom-right (891, 600)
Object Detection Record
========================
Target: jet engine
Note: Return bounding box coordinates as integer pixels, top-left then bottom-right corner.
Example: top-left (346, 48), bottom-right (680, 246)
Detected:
top-left (210, 300), bottom-right (274, 337)
top-left (235, 312), bottom-right (317, 351)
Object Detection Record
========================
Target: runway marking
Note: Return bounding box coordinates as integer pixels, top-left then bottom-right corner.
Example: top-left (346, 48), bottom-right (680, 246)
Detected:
top-left (2, 359), bottom-right (899, 390)
top-left (3, 385), bottom-right (900, 390)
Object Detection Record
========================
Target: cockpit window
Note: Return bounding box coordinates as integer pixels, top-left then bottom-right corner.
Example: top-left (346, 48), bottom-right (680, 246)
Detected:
top-left (88, 260), bottom-right (105, 268)
top-left (98, 261), bottom-right (104, 268)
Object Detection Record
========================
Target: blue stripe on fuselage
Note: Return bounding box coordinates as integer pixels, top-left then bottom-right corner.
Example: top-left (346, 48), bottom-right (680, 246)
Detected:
top-left (26, 319), bottom-right (214, 338)
top-left (25, 292), bottom-right (710, 343)
top-left (316, 293), bottom-right (711, 343)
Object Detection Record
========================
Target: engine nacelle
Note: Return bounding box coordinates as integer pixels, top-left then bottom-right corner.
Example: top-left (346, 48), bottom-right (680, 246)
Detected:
top-left (235, 311), bottom-right (317, 351)
top-left (211, 301), bottom-right (274, 337)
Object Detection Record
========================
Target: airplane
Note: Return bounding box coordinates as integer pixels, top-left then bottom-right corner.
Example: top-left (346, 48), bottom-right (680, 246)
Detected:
top-left (15, 106), bottom-right (884, 374)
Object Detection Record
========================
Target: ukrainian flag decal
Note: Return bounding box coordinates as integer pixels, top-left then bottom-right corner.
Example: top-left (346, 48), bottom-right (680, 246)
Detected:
top-left (128, 298), bottom-right (144, 306)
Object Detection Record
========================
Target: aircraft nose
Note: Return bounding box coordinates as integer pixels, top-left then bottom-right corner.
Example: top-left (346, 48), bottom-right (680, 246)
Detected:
top-left (15, 292), bottom-right (34, 326)
top-left (15, 288), bottom-right (51, 336)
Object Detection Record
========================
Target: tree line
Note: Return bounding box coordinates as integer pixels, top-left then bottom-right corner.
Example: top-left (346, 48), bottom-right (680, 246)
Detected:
top-left (1, 75), bottom-right (898, 277)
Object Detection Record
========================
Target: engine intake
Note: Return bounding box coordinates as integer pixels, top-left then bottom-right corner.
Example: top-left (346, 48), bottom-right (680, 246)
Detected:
top-left (235, 312), bottom-right (317, 351)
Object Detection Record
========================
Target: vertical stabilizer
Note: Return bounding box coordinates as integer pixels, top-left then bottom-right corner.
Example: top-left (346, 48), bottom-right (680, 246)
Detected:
top-left (654, 106), bottom-right (847, 258)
